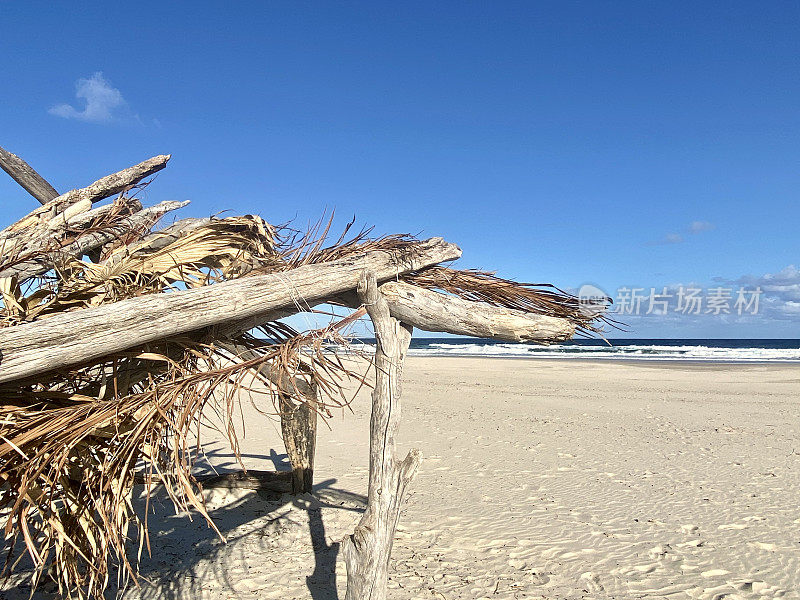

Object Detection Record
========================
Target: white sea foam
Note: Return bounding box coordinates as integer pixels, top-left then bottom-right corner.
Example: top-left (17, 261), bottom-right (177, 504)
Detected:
top-left (406, 343), bottom-right (800, 362)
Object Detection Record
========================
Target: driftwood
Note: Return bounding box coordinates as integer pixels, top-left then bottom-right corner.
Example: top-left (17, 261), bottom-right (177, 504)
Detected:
top-left (3, 154), bottom-right (170, 235)
top-left (219, 340), bottom-right (319, 494)
top-left (0, 146), bottom-right (59, 205)
top-left (342, 271), bottom-right (420, 600)
top-left (0, 199), bottom-right (182, 282)
top-left (196, 470), bottom-right (292, 493)
top-left (135, 470), bottom-right (292, 494)
top-left (0, 237), bottom-right (461, 384)
top-left (0, 198), bottom-right (125, 254)
top-left (334, 282), bottom-right (575, 342)
top-left (279, 393), bottom-right (318, 494)
top-left (380, 280), bottom-right (575, 341)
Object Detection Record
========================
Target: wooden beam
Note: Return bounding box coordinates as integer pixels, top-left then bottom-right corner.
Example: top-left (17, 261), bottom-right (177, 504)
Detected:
top-left (0, 238), bottom-right (461, 384)
top-left (342, 271), bottom-right (420, 600)
top-left (195, 470), bottom-right (291, 493)
top-left (0, 146), bottom-right (59, 205)
top-left (380, 281), bottom-right (575, 342)
top-left (135, 470), bottom-right (292, 494)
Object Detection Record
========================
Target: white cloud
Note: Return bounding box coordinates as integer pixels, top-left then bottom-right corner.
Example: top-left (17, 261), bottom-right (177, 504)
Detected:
top-left (647, 232), bottom-right (684, 246)
top-left (719, 265), bottom-right (800, 321)
top-left (688, 220), bottom-right (715, 234)
top-left (648, 221), bottom-right (715, 246)
top-left (779, 301), bottom-right (800, 316)
top-left (49, 72), bottom-right (135, 124)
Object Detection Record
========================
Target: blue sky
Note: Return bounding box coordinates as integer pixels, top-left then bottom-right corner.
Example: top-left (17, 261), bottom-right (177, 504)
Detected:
top-left (1, 1), bottom-right (798, 337)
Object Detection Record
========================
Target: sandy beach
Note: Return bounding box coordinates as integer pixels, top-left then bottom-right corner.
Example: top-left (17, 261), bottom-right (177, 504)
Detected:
top-left (8, 357), bottom-right (799, 599)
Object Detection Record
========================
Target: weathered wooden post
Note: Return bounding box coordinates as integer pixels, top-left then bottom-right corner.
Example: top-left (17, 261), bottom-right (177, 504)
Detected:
top-left (342, 270), bottom-right (421, 600)
top-left (279, 381), bottom-right (318, 494)
top-left (214, 340), bottom-right (320, 495)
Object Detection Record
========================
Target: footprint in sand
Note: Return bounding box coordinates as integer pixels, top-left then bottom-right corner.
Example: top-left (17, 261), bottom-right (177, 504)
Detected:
top-left (528, 571), bottom-right (550, 585)
top-left (647, 544), bottom-right (671, 559)
top-left (612, 563), bottom-right (657, 578)
top-left (580, 571), bottom-right (604, 592)
top-left (633, 564), bottom-right (657, 574)
top-left (749, 541), bottom-right (778, 551)
top-left (730, 580), bottom-right (787, 596)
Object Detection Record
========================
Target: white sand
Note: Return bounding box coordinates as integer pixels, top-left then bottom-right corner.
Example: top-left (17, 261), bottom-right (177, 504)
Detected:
top-left (10, 358), bottom-right (800, 599)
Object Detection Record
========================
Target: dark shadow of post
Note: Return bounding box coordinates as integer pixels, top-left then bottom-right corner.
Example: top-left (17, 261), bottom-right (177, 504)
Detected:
top-left (304, 480), bottom-right (341, 599)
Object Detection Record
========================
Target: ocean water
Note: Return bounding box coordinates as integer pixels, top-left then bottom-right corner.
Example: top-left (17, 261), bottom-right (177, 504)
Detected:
top-left (401, 338), bottom-right (800, 362)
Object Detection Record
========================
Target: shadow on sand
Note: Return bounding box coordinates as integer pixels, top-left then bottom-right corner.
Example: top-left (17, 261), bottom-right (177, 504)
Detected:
top-left (1, 447), bottom-right (365, 600)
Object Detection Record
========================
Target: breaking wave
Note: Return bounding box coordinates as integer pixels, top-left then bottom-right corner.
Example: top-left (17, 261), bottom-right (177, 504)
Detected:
top-left (403, 339), bottom-right (800, 362)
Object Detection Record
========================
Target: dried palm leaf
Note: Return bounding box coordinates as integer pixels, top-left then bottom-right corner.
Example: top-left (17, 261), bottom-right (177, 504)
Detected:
top-left (0, 314), bottom-right (362, 599)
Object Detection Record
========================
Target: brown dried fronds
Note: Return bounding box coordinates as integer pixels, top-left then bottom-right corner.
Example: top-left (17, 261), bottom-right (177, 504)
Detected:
top-left (70, 214), bottom-right (277, 298)
top-left (0, 312), bottom-right (363, 600)
top-left (271, 213), bottom-right (420, 270)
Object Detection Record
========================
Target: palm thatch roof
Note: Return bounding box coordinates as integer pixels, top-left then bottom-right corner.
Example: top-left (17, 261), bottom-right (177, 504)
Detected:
top-left (0, 154), bottom-right (610, 599)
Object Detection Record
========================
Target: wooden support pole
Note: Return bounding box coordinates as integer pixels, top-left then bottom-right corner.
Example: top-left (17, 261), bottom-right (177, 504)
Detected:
top-left (342, 271), bottom-right (420, 600)
top-left (279, 391), bottom-right (318, 494)
top-left (0, 145), bottom-right (59, 205)
top-left (217, 340), bottom-right (319, 495)
top-left (0, 237), bottom-right (461, 384)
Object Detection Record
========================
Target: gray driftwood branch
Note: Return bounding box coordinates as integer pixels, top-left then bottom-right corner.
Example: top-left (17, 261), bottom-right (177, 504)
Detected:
top-left (3, 155), bottom-right (170, 235)
top-left (0, 146), bottom-right (59, 205)
top-left (332, 281), bottom-right (575, 342)
top-left (0, 238), bottom-right (461, 384)
top-left (380, 280), bottom-right (575, 342)
top-left (0, 200), bottom-right (187, 282)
